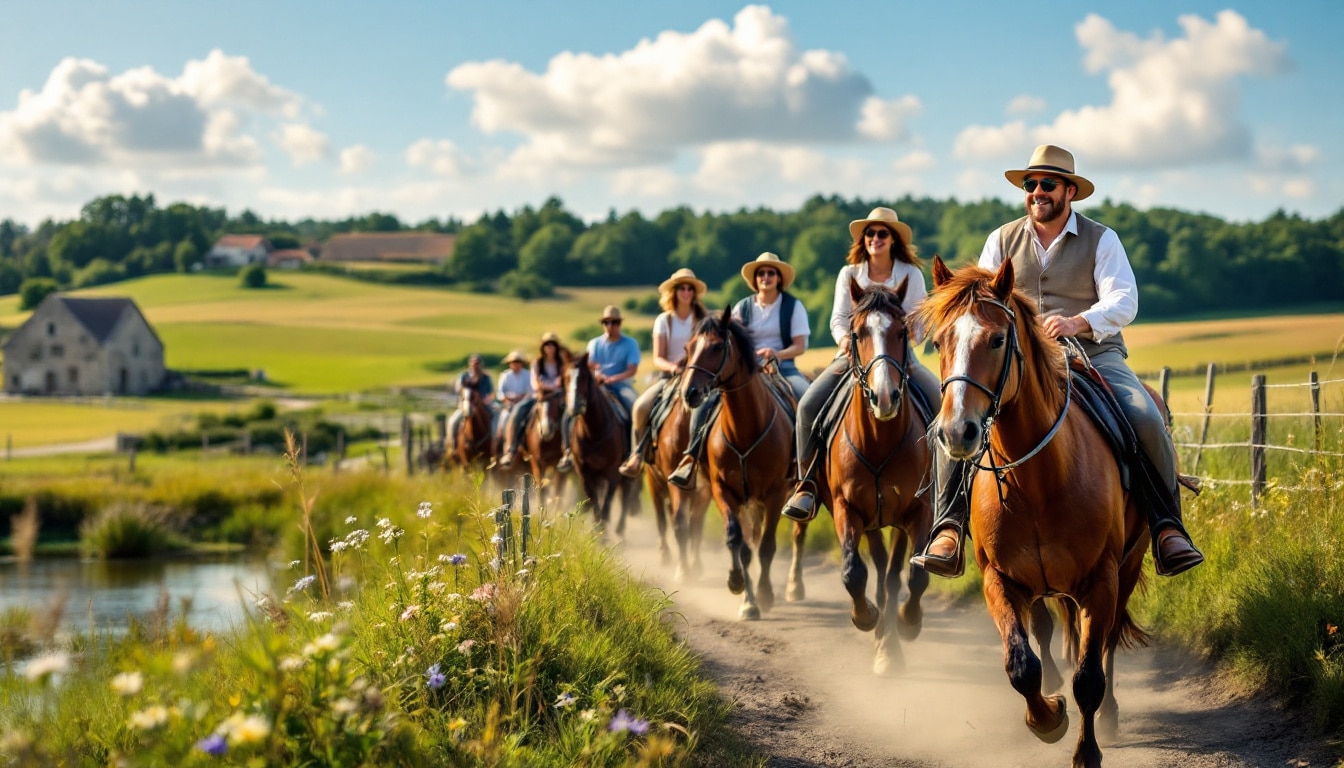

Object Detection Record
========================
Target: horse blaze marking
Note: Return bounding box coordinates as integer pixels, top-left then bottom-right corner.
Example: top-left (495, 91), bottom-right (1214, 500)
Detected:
top-left (948, 313), bottom-right (983, 414)
top-left (866, 311), bottom-right (892, 392)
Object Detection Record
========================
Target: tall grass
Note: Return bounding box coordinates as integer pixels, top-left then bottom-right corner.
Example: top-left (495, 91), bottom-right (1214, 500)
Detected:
top-left (80, 502), bottom-right (189, 558)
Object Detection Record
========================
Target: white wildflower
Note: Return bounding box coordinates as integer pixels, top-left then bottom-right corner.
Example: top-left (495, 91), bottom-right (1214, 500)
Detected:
top-left (110, 671), bottom-right (143, 696)
top-left (23, 652), bottom-right (70, 683)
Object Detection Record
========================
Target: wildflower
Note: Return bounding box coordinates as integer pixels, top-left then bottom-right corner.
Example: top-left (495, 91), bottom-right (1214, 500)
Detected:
top-left (376, 517), bottom-right (392, 529)
top-left (441, 620), bottom-right (458, 632)
top-left (288, 575), bottom-right (316, 594)
top-left (303, 633), bottom-right (341, 658)
top-left (308, 611), bottom-right (334, 622)
top-left (608, 709), bottom-right (650, 736)
top-left (378, 524), bottom-right (404, 544)
top-left (288, 560), bottom-right (301, 569)
top-left (329, 540), bottom-right (348, 553)
top-left (110, 671), bottom-right (144, 696)
top-left (345, 516), bottom-right (357, 525)
top-left (338, 601), bottom-right (355, 611)
top-left (343, 529), bottom-right (370, 549)
top-left (554, 692), bottom-right (577, 708)
top-left (516, 568), bottom-right (530, 577)
top-left (579, 709), bottom-right (597, 722)
top-left (219, 712), bottom-right (271, 745)
top-left (449, 553), bottom-right (468, 566)
top-left (23, 651), bottom-right (70, 683)
top-left (417, 501), bottom-right (433, 519)
top-left (426, 663), bottom-right (446, 690)
top-left (332, 698), bottom-right (358, 718)
top-left (447, 717), bottom-right (468, 732)
top-left (400, 605), bottom-right (421, 622)
top-left (195, 733), bottom-right (228, 757)
top-left (457, 639), bottom-right (476, 654)
top-left (278, 656), bottom-right (305, 672)
top-left (490, 534), bottom-right (503, 545)
top-left (470, 583), bottom-right (495, 602)
top-left (129, 705), bottom-right (170, 730)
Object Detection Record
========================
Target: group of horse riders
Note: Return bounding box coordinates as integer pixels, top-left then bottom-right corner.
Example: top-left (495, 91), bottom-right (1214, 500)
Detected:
top-left (450, 144), bottom-right (1205, 581)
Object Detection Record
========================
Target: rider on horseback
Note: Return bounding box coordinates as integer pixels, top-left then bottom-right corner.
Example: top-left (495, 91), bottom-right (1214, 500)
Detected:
top-left (909, 144), bottom-right (1204, 579)
top-left (446, 354), bottom-right (494, 455)
top-left (490, 350), bottom-right (533, 464)
top-left (619, 268), bottom-right (709, 478)
top-left (557, 306), bottom-right (641, 473)
top-left (780, 207), bottom-right (941, 522)
top-left (498, 332), bottom-right (570, 469)
top-left (668, 253), bottom-right (809, 489)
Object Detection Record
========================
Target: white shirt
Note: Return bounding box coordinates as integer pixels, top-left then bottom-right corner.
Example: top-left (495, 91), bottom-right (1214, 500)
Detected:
top-left (498, 367), bottom-right (533, 400)
top-left (652, 310), bottom-right (696, 365)
top-left (739, 293), bottom-right (810, 352)
top-left (979, 211), bottom-right (1138, 343)
top-left (829, 262), bottom-right (928, 345)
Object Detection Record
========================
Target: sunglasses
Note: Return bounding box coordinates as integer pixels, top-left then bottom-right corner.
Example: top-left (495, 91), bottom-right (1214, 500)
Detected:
top-left (675, 284), bottom-right (697, 291)
top-left (756, 269), bottom-right (779, 278)
top-left (601, 319), bottom-right (621, 326)
top-left (1022, 177), bottom-right (1065, 193)
top-left (863, 228), bottom-right (891, 240)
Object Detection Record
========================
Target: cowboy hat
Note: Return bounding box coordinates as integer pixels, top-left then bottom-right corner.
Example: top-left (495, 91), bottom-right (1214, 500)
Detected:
top-left (848, 207), bottom-right (913, 246)
top-left (740, 252), bottom-right (796, 290)
top-left (658, 268), bottom-right (707, 297)
top-left (1004, 144), bottom-right (1094, 201)
top-left (540, 331), bottom-right (561, 344)
top-left (600, 305), bottom-right (623, 321)
top-left (503, 349), bottom-right (528, 365)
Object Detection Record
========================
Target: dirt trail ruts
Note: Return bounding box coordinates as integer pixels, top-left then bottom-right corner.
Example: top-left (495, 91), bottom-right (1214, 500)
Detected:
top-left (614, 512), bottom-right (1334, 768)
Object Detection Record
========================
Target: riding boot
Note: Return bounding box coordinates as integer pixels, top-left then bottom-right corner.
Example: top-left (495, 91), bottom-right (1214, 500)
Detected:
top-left (910, 455), bottom-right (973, 578)
top-left (668, 454), bottom-right (698, 489)
top-left (1149, 486), bottom-right (1204, 577)
top-left (781, 447), bottom-right (821, 522)
top-left (556, 416), bottom-right (574, 473)
top-left (619, 427), bottom-right (648, 478)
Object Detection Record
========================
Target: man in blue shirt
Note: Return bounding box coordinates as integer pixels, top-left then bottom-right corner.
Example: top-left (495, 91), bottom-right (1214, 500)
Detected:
top-left (557, 305), bottom-right (641, 473)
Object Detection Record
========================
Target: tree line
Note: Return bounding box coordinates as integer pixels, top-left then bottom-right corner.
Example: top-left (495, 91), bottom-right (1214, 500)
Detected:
top-left (2, 192), bottom-right (1341, 335)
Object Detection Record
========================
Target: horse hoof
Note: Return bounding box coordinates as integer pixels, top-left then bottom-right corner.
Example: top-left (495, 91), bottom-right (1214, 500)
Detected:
top-left (727, 573), bottom-right (745, 595)
top-left (872, 651), bottom-right (904, 678)
top-left (896, 603), bottom-right (923, 640)
top-left (1027, 695), bottom-right (1070, 744)
top-left (757, 588), bottom-right (775, 614)
top-left (786, 585), bottom-right (805, 603)
top-left (739, 604), bottom-right (761, 621)
top-left (851, 601), bottom-right (880, 633)
top-left (1097, 706), bottom-right (1119, 745)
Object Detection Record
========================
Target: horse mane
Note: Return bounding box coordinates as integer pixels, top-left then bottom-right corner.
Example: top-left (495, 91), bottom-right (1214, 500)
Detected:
top-left (694, 312), bottom-right (759, 375)
top-left (916, 265), bottom-right (1068, 400)
top-left (852, 284), bottom-right (907, 326)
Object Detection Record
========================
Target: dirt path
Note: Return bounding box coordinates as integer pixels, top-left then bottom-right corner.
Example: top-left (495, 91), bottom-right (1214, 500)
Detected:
top-left (614, 512), bottom-right (1334, 768)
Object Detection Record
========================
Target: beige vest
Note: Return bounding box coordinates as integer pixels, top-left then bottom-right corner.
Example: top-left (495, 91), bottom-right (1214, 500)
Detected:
top-left (999, 213), bottom-right (1126, 358)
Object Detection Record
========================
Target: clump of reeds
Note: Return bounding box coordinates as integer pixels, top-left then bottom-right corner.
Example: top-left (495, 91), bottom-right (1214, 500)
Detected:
top-left (79, 502), bottom-right (186, 558)
top-left (10, 496), bottom-right (40, 563)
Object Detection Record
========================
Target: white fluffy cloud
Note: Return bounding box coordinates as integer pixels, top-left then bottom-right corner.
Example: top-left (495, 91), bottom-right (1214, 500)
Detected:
top-left (445, 5), bottom-right (917, 172)
top-left (954, 11), bottom-right (1291, 169)
top-left (0, 49), bottom-right (308, 170)
top-left (277, 123), bottom-right (328, 166)
top-left (405, 138), bottom-right (471, 177)
top-left (1005, 95), bottom-right (1045, 116)
top-left (339, 145), bottom-right (374, 175)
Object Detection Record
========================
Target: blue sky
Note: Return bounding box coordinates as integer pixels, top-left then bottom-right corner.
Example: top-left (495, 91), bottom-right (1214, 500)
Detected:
top-left (1, 1), bottom-right (1340, 228)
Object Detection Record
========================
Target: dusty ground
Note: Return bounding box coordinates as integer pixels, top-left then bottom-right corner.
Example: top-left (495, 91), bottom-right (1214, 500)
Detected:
top-left (614, 512), bottom-right (1337, 768)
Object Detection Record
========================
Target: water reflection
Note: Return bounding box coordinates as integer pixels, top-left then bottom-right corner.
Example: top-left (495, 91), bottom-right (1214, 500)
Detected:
top-left (0, 557), bottom-right (273, 635)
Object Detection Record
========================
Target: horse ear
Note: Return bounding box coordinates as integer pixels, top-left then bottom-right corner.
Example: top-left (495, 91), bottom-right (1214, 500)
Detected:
top-left (893, 275), bottom-right (909, 304)
top-left (932, 255), bottom-right (953, 287)
top-left (991, 258), bottom-right (1016, 300)
top-left (848, 275), bottom-right (864, 303)
top-left (720, 303), bottom-right (733, 328)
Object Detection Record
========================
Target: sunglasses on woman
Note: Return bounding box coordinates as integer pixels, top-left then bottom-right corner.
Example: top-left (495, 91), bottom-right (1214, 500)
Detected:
top-left (863, 228), bottom-right (891, 240)
top-left (1022, 178), bottom-right (1064, 193)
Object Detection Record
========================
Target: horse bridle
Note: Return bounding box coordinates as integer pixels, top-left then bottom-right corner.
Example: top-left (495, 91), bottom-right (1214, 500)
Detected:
top-left (937, 296), bottom-right (1071, 480)
top-left (848, 325), bottom-right (912, 414)
top-left (685, 327), bottom-right (752, 394)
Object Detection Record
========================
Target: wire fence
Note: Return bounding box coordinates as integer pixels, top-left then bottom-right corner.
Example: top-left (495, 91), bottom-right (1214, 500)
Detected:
top-left (1162, 365), bottom-right (1344, 505)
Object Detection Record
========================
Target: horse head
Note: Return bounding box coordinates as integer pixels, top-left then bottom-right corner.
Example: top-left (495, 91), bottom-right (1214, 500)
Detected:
top-left (565, 352), bottom-right (595, 419)
top-left (681, 305), bottom-right (757, 408)
top-left (537, 390), bottom-right (563, 441)
top-left (848, 276), bottom-right (913, 422)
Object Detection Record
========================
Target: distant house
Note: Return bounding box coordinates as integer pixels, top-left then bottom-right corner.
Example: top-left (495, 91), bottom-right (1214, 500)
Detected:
top-left (2, 295), bottom-right (165, 396)
top-left (320, 232), bottom-right (456, 263)
top-left (268, 248), bottom-right (314, 269)
top-left (206, 234), bottom-right (273, 268)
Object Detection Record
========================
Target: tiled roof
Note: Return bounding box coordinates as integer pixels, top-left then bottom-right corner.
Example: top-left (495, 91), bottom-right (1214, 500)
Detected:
top-left (320, 232), bottom-right (456, 262)
top-left (214, 234), bottom-right (269, 249)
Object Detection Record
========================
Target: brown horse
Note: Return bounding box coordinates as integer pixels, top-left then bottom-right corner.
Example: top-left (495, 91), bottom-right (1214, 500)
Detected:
top-left (817, 278), bottom-right (932, 676)
top-left (451, 387), bottom-right (493, 472)
top-left (680, 307), bottom-right (806, 620)
top-left (564, 352), bottom-right (641, 538)
top-left (919, 256), bottom-right (1149, 768)
top-left (644, 370), bottom-right (712, 583)
top-left (524, 390), bottom-right (569, 512)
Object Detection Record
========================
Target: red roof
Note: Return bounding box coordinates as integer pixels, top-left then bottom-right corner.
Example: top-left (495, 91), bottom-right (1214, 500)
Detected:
top-left (320, 232), bottom-right (456, 263)
top-left (215, 234), bottom-right (269, 249)
top-left (267, 249), bottom-right (313, 266)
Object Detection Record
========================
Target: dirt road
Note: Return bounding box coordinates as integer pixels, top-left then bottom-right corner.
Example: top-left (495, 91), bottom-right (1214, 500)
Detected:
top-left (614, 512), bottom-right (1334, 768)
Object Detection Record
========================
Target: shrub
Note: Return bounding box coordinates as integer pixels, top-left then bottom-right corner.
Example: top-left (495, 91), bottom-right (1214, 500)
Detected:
top-left (498, 269), bottom-right (554, 300)
top-left (240, 263), bottom-right (267, 289)
top-left (80, 502), bottom-right (187, 558)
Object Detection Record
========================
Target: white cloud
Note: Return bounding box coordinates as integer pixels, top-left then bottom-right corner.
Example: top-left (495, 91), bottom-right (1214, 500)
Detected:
top-left (0, 49), bottom-right (307, 171)
top-left (1005, 95), bottom-right (1045, 116)
top-left (339, 145), bottom-right (374, 175)
top-left (276, 123), bottom-right (328, 166)
top-left (954, 11), bottom-right (1291, 169)
top-left (1256, 142), bottom-right (1319, 172)
top-left (445, 5), bottom-right (915, 173)
top-left (405, 138), bottom-right (470, 177)
top-left (893, 150), bottom-right (936, 173)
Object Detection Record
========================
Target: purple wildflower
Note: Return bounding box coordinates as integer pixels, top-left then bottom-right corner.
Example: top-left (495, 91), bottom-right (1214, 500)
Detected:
top-left (195, 733), bottom-right (228, 756)
top-left (426, 663), bottom-right (446, 690)
top-left (608, 709), bottom-right (650, 736)
top-left (449, 554), bottom-right (468, 566)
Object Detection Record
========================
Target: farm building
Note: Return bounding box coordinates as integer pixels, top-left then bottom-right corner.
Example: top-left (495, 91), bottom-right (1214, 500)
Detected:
top-left (320, 232), bottom-right (456, 263)
top-left (2, 295), bottom-right (165, 396)
top-left (206, 234), bottom-right (273, 268)
top-left (268, 248), bottom-right (314, 269)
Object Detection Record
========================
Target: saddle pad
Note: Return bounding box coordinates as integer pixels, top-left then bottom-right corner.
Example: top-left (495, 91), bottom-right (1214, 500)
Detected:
top-left (1069, 368), bottom-right (1136, 490)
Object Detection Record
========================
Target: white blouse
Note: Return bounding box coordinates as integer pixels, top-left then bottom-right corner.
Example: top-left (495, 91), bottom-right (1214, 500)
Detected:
top-left (829, 262), bottom-right (928, 345)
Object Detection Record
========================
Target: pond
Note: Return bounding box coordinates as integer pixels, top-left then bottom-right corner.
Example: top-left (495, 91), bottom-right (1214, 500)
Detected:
top-left (0, 556), bottom-right (273, 636)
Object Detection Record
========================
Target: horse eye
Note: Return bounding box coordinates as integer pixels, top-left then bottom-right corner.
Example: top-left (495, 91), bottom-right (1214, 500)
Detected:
top-left (990, 334), bottom-right (1006, 350)
top-left (931, 339), bottom-right (941, 351)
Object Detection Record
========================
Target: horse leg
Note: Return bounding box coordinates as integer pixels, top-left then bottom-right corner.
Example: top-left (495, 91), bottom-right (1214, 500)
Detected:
top-left (1031, 599), bottom-right (1065, 694)
top-left (689, 492), bottom-right (708, 581)
top-left (654, 482), bottom-right (672, 568)
top-left (786, 520), bottom-right (807, 603)
top-left (895, 526), bottom-right (927, 640)
top-left (982, 566), bottom-right (1069, 744)
top-left (837, 503), bottom-right (879, 633)
top-left (755, 503), bottom-right (779, 614)
top-left (723, 513), bottom-right (758, 620)
top-left (1070, 572), bottom-right (1118, 768)
top-left (1099, 542), bottom-right (1148, 743)
top-left (868, 528), bottom-right (906, 677)
top-left (670, 489), bottom-right (692, 582)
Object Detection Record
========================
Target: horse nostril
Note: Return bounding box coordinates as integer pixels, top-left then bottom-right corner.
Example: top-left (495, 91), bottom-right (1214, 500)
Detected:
top-left (959, 420), bottom-right (981, 447)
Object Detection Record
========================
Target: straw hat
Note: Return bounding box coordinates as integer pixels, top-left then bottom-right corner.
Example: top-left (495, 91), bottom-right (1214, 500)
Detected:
top-left (658, 268), bottom-right (707, 296)
top-left (740, 252), bottom-right (796, 290)
top-left (540, 331), bottom-right (561, 345)
top-left (1004, 144), bottom-right (1094, 201)
top-left (600, 305), bottom-right (623, 322)
top-left (503, 349), bottom-right (528, 365)
top-left (848, 207), bottom-right (913, 246)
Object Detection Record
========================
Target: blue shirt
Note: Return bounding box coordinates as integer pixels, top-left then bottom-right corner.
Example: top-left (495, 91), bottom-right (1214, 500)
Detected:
top-left (587, 334), bottom-right (641, 393)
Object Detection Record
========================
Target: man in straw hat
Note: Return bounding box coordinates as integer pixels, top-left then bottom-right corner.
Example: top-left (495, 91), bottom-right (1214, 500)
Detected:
top-left (910, 144), bottom-right (1204, 579)
top-left (447, 353), bottom-right (495, 460)
top-left (557, 305), bottom-right (641, 473)
top-left (491, 350), bottom-right (533, 464)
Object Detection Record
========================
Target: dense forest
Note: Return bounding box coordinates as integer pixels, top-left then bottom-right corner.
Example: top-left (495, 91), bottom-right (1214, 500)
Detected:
top-left (2, 192), bottom-right (1342, 342)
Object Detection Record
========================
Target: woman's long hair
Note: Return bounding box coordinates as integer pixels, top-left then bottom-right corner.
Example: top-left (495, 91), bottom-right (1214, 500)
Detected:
top-left (846, 226), bottom-right (921, 268)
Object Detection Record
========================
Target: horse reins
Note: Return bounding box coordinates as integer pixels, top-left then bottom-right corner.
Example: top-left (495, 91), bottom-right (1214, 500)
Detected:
top-left (841, 324), bottom-right (917, 523)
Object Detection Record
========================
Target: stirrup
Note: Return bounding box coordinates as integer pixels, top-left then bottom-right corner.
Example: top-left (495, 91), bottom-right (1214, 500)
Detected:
top-left (556, 454), bottom-right (574, 473)
top-left (1153, 528), bottom-right (1204, 577)
top-left (618, 453), bottom-right (643, 478)
top-left (910, 529), bottom-right (965, 578)
top-left (668, 457), bottom-right (697, 489)
top-left (781, 483), bottom-right (819, 522)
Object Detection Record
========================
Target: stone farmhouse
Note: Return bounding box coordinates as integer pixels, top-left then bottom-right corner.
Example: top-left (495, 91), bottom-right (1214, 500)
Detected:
top-left (205, 234), bottom-right (273, 268)
top-left (320, 232), bottom-right (456, 263)
top-left (2, 295), bottom-right (165, 396)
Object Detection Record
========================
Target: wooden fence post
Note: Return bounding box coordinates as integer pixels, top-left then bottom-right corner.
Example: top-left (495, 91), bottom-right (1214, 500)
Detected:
top-left (520, 475), bottom-right (533, 565)
top-left (242, 431), bottom-right (251, 455)
top-left (1193, 363), bottom-right (1217, 474)
top-left (435, 414), bottom-right (448, 453)
top-left (1250, 374), bottom-right (1267, 508)
top-left (1310, 370), bottom-right (1321, 454)
top-left (496, 488), bottom-right (516, 572)
top-left (333, 430), bottom-right (345, 474)
top-left (401, 414), bottom-right (413, 476)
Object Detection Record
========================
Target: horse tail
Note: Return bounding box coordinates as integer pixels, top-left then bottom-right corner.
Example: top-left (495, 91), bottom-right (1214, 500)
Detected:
top-left (1115, 606), bottom-right (1151, 650)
